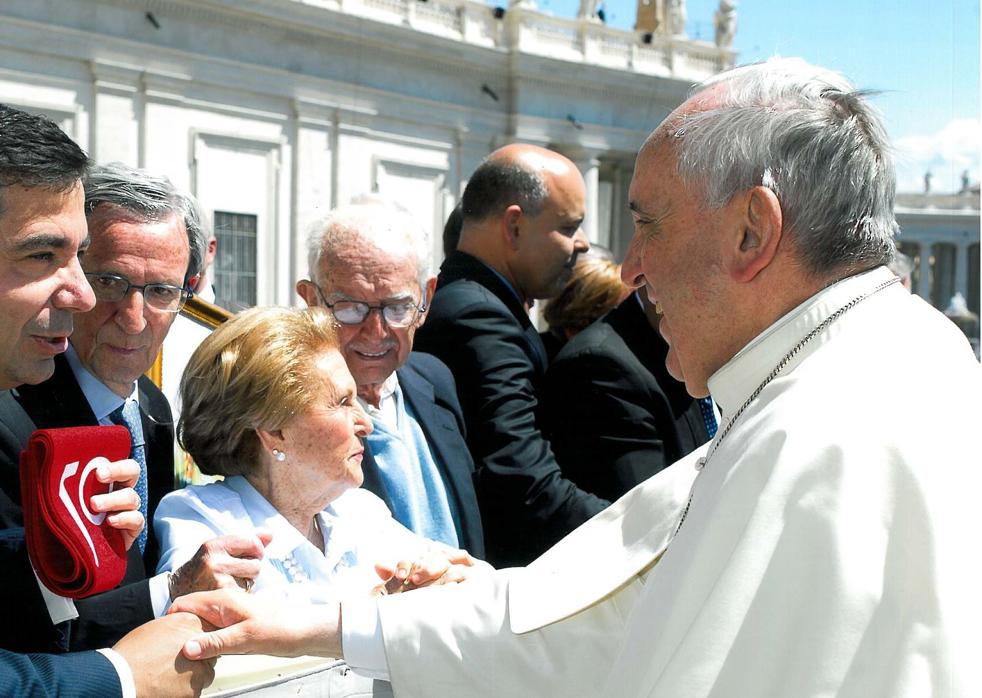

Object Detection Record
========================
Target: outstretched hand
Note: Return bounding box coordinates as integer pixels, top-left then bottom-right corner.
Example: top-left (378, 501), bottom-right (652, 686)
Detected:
top-left (375, 546), bottom-right (489, 593)
top-left (113, 612), bottom-right (217, 697)
top-left (169, 588), bottom-right (342, 661)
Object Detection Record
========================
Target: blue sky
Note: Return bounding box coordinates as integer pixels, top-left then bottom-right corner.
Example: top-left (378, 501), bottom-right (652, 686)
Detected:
top-left (531, 0), bottom-right (980, 194)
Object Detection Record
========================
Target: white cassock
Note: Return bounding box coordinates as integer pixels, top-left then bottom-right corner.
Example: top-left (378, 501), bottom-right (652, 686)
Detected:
top-left (345, 266), bottom-right (981, 697)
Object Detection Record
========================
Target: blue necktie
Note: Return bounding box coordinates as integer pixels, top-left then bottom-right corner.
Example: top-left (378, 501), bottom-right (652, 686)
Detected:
top-left (698, 397), bottom-right (718, 439)
top-left (109, 399), bottom-right (149, 553)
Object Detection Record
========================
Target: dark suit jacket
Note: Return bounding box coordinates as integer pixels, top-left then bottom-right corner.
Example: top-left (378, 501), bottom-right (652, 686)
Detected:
top-left (0, 647), bottom-right (121, 698)
top-left (0, 354), bottom-right (176, 652)
top-left (359, 352), bottom-right (484, 558)
top-left (541, 295), bottom-right (711, 501)
top-left (414, 251), bottom-right (608, 567)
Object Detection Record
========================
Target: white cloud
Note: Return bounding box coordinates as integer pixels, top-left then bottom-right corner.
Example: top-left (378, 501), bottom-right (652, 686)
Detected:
top-left (894, 118), bottom-right (980, 194)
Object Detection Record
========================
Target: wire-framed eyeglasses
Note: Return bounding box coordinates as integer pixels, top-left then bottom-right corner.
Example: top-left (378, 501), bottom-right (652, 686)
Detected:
top-left (85, 272), bottom-right (192, 313)
top-left (313, 284), bottom-right (426, 328)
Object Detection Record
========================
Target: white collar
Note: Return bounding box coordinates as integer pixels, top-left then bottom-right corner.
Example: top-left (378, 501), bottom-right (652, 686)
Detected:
top-left (357, 371), bottom-right (401, 424)
top-left (63, 343), bottom-right (137, 421)
top-left (707, 266), bottom-right (895, 416)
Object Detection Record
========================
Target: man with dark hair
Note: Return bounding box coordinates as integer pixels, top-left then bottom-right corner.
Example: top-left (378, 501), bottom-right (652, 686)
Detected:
top-left (414, 143), bottom-right (607, 567)
top-left (0, 103), bottom-right (213, 697)
top-left (1, 161), bottom-right (268, 655)
top-left (460, 159), bottom-right (548, 221)
top-left (0, 106), bottom-right (88, 389)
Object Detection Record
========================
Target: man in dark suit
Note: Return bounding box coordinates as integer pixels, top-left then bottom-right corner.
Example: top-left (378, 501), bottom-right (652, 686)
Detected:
top-left (297, 200), bottom-right (483, 557)
top-left (0, 103), bottom-right (212, 696)
top-left (0, 161), bottom-right (266, 657)
top-left (414, 145), bottom-right (609, 567)
top-left (541, 292), bottom-right (712, 501)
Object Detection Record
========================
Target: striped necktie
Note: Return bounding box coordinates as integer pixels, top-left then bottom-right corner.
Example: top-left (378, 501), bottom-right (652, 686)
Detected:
top-left (109, 399), bottom-right (149, 553)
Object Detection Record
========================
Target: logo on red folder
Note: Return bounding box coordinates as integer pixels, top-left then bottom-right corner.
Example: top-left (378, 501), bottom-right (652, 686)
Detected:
top-left (20, 427), bottom-right (131, 598)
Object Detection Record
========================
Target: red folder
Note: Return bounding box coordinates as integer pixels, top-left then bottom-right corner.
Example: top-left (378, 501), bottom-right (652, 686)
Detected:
top-left (19, 427), bottom-right (131, 598)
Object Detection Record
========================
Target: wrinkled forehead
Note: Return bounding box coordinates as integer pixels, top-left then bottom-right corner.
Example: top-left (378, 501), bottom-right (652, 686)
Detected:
top-left (320, 242), bottom-right (420, 292)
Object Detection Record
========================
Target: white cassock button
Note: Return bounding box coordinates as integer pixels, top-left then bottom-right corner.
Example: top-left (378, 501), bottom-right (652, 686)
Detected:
top-left (695, 457), bottom-right (706, 471)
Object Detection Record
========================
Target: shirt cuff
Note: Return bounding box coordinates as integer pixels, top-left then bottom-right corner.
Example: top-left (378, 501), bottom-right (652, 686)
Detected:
top-left (32, 566), bottom-right (78, 625)
top-left (149, 572), bottom-right (172, 617)
top-left (340, 598), bottom-right (390, 681)
top-left (96, 648), bottom-right (137, 698)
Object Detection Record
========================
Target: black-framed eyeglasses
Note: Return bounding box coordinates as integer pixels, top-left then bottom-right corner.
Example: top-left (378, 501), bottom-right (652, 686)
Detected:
top-left (84, 272), bottom-right (192, 313)
top-left (312, 283), bottom-right (426, 328)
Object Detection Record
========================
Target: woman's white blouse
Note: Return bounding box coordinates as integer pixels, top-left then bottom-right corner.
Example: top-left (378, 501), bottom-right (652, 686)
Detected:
top-left (154, 476), bottom-right (429, 604)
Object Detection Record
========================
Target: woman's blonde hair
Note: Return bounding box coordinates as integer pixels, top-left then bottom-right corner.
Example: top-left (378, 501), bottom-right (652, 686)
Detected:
top-left (543, 257), bottom-right (628, 338)
top-left (178, 306), bottom-right (339, 476)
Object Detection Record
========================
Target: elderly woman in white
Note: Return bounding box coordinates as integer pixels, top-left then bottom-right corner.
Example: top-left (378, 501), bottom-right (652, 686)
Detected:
top-left (155, 307), bottom-right (476, 603)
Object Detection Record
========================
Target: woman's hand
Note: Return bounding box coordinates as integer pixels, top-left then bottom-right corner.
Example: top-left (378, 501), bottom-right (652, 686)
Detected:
top-left (374, 547), bottom-right (491, 593)
top-left (169, 531), bottom-right (273, 601)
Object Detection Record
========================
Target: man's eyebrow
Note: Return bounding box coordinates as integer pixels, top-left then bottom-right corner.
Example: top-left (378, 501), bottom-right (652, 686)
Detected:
top-left (629, 200), bottom-right (670, 222)
top-left (333, 291), bottom-right (417, 303)
top-left (11, 232), bottom-right (71, 252)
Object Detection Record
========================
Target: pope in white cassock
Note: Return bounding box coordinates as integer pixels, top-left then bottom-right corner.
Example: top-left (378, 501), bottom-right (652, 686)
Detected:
top-left (172, 57), bottom-right (981, 697)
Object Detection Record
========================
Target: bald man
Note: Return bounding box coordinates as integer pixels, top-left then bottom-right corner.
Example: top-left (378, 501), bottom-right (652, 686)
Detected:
top-left (414, 145), bottom-right (608, 567)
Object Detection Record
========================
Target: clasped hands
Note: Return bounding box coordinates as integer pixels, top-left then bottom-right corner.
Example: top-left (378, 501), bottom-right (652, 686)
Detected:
top-left (168, 545), bottom-right (490, 661)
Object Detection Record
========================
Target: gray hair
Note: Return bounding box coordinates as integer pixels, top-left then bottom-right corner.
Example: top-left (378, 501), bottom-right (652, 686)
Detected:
top-left (671, 57), bottom-right (898, 276)
top-left (305, 196), bottom-right (431, 291)
top-left (83, 162), bottom-right (206, 284)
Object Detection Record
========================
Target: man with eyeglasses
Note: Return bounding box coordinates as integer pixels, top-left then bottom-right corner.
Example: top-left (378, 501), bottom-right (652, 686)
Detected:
top-left (0, 162), bottom-right (269, 655)
top-left (297, 199), bottom-right (484, 559)
top-left (0, 105), bottom-right (215, 696)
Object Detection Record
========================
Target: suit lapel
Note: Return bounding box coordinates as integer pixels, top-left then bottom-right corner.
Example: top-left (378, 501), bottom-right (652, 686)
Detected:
top-left (13, 354), bottom-right (97, 429)
top-left (137, 377), bottom-right (174, 495)
top-left (439, 251), bottom-right (547, 375)
top-left (0, 391), bottom-right (40, 504)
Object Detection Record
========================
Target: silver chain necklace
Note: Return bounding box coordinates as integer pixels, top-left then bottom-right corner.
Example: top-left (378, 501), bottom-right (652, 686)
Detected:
top-left (671, 275), bottom-right (901, 538)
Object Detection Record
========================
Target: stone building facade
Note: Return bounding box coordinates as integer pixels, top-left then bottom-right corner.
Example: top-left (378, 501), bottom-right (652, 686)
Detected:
top-left (0, 0), bottom-right (734, 309)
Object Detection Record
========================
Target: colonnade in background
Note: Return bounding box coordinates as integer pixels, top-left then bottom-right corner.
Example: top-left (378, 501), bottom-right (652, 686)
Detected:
top-left (898, 239), bottom-right (980, 316)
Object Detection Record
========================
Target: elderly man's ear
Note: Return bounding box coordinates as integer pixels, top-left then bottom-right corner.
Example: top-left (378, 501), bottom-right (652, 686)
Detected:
top-left (415, 276), bottom-right (438, 327)
top-left (725, 186), bottom-right (783, 284)
top-left (296, 279), bottom-right (318, 308)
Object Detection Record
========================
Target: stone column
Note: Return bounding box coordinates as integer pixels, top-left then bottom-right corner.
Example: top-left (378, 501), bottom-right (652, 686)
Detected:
top-left (566, 148), bottom-right (602, 245)
top-left (955, 241), bottom-right (969, 302)
top-left (917, 240), bottom-right (932, 303)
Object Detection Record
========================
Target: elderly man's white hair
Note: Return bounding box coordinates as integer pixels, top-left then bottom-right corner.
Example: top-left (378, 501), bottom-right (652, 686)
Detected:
top-left (670, 56), bottom-right (899, 277)
top-left (305, 196), bottom-right (432, 289)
